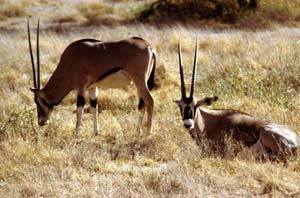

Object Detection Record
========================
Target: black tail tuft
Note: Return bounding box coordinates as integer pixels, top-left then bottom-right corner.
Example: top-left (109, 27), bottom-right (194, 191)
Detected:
top-left (147, 50), bottom-right (156, 91)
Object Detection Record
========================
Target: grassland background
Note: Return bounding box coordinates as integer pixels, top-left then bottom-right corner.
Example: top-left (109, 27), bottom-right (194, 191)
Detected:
top-left (1, 0), bottom-right (300, 197)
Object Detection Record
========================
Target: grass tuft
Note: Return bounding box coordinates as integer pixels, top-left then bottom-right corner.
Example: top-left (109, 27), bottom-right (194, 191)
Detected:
top-left (0, 0), bottom-right (28, 20)
top-left (76, 2), bottom-right (114, 25)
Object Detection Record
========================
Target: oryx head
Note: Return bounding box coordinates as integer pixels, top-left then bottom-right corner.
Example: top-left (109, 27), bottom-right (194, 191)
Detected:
top-left (174, 40), bottom-right (218, 130)
top-left (27, 19), bottom-right (53, 126)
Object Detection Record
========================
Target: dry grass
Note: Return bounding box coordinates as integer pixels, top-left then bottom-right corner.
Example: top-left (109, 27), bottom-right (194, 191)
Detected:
top-left (1, 23), bottom-right (300, 197)
top-left (1, 1), bottom-right (300, 197)
top-left (235, 0), bottom-right (300, 28)
top-left (47, 1), bottom-right (148, 26)
top-left (76, 1), bottom-right (114, 25)
top-left (0, 0), bottom-right (29, 21)
top-left (259, 0), bottom-right (300, 22)
top-left (1, 0), bottom-right (300, 30)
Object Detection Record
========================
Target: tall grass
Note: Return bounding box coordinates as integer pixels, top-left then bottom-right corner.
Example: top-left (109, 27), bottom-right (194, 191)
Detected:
top-left (76, 1), bottom-right (114, 25)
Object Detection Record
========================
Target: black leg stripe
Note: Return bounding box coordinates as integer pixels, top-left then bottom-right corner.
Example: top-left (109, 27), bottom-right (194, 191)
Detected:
top-left (138, 98), bottom-right (145, 110)
top-left (90, 99), bottom-right (97, 108)
top-left (77, 95), bottom-right (85, 107)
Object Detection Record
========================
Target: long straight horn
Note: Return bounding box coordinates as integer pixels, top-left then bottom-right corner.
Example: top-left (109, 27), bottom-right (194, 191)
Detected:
top-left (36, 19), bottom-right (40, 90)
top-left (178, 40), bottom-right (186, 98)
top-left (190, 39), bottom-right (198, 97)
top-left (27, 18), bottom-right (37, 89)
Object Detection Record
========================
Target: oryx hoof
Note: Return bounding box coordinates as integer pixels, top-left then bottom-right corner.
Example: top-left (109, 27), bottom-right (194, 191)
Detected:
top-left (74, 129), bottom-right (80, 137)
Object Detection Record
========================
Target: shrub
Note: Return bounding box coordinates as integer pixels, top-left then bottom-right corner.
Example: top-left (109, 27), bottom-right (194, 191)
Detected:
top-left (139, 0), bottom-right (257, 23)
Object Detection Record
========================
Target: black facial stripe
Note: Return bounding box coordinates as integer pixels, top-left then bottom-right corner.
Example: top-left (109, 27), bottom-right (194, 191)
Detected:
top-left (35, 98), bottom-right (45, 116)
top-left (90, 98), bottom-right (97, 108)
top-left (77, 95), bottom-right (85, 107)
top-left (183, 106), bottom-right (193, 119)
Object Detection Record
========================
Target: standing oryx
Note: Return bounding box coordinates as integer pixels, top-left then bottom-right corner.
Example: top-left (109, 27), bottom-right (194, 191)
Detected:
top-left (174, 40), bottom-right (300, 158)
top-left (27, 19), bottom-right (156, 136)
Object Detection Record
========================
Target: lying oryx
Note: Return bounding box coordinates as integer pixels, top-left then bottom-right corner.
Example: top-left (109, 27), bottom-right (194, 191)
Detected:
top-left (174, 40), bottom-right (300, 158)
top-left (27, 20), bottom-right (156, 135)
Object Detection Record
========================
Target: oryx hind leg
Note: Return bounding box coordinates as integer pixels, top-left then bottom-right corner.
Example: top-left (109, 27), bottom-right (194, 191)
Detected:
top-left (135, 83), bottom-right (154, 134)
top-left (89, 87), bottom-right (98, 135)
top-left (136, 98), bottom-right (145, 134)
top-left (75, 90), bottom-right (85, 136)
top-left (259, 130), bottom-right (288, 161)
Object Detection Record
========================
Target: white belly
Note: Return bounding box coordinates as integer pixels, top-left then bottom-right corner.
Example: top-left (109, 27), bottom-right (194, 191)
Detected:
top-left (91, 70), bottom-right (132, 89)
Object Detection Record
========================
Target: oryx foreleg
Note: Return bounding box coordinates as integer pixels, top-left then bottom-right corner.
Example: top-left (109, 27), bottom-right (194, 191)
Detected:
top-left (75, 91), bottom-right (85, 136)
top-left (89, 87), bottom-right (98, 135)
top-left (251, 140), bottom-right (265, 160)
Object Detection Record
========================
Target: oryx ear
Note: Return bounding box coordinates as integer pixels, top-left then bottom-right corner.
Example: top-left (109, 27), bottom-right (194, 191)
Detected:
top-left (173, 99), bottom-right (180, 104)
top-left (197, 96), bottom-right (218, 106)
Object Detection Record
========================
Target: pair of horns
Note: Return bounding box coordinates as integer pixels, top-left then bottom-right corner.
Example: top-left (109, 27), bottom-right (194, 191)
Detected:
top-left (27, 18), bottom-right (41, 90)
top-left (178, 40), bottom-right (198, 99)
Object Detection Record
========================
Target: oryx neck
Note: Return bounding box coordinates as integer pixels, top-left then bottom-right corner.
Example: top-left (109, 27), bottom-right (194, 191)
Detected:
top-left (42, 68), bottom-right (72, 106)
top-left (193, 107), bottom-right (205, 134)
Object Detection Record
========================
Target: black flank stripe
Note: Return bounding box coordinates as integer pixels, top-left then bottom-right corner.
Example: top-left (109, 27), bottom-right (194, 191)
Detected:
top-left (97, 67), bottom-right (122, 82)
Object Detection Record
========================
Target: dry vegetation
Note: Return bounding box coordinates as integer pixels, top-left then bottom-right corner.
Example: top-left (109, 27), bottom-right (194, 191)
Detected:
top-left (138, 0), bottom-right (300, 28)
top-left (0, 0), bottom-right (29, 20)
top-left (1, 1), bottom-right (300, 197)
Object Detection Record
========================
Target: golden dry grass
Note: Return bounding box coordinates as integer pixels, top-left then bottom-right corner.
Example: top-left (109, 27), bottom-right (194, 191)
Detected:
top-left (0, 0), bottom-right (29, 20)
top-left (1, 1), bottom-right (300, 197)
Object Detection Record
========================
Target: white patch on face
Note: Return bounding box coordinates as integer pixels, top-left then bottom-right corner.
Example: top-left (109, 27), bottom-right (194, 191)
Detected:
top-left (184, 119), bottom-right (194, 129)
